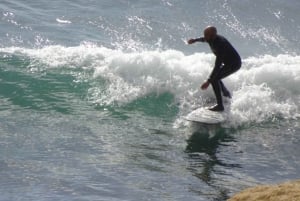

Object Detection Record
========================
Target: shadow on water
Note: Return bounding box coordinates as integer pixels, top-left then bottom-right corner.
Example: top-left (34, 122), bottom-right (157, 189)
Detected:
top-left (185, 122), bottom-right (241, 201)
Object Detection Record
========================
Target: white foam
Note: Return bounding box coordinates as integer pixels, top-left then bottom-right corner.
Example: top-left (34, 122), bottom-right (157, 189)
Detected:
top-left (56, 18), bottom-right (72, 24)
top-left (1, 45), bottom-right (299, 125)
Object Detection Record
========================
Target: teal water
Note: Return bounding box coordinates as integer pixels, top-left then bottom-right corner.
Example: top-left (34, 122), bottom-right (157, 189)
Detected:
top-left (1, 1), bottom-right (300, 201)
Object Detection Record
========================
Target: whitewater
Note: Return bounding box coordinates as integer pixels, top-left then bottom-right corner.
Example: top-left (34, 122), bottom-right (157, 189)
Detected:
top-left (0, 0), bottom-right (300, 201)
top-left (2, 45), bottom-right (299, 125)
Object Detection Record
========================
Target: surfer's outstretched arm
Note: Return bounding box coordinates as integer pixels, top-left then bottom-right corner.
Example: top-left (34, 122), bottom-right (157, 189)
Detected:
top-left (187, 37), bottom-right (205, 44)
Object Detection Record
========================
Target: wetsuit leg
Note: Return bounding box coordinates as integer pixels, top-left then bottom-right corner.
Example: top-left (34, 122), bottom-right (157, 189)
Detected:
top-left (217, 63), bottom-right (240, 80)
top-left (220, 81), bottom-right (231, 98)
top-left (210, 63), bottom-right (241, 110)
top-left (211, 80), bottom-right (223, 107)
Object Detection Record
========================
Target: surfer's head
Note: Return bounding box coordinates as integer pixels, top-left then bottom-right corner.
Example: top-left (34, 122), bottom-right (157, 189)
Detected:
top-left (204, 26), bottom-right (217, 41)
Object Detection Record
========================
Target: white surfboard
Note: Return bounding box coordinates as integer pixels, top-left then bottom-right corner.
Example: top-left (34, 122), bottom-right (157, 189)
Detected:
top-left (185, 107), bottom-right (226, 124)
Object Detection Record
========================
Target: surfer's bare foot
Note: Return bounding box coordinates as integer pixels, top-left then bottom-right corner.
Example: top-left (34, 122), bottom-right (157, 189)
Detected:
top-left (209, 104), bottom-right (224, 112)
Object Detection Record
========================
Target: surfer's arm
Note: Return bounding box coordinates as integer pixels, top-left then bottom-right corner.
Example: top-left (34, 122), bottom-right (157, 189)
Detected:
top-left (208, 56), bottom-right (222, 83)
top-left (187, 37), bottom-right (205, 44)
top-left (194, 37), bottom-right (205, 42)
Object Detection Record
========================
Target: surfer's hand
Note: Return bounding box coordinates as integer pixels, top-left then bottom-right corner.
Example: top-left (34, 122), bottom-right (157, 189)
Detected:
top-left (201, 81), bottom-right (210, 90)
top-left (187, 39), bottom-right (196, 44)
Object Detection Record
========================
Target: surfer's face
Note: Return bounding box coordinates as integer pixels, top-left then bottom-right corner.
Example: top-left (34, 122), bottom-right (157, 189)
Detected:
top-left (204, 26), bottom-right (217, 42)
top-left (204, 30), bottom-right (212, 41)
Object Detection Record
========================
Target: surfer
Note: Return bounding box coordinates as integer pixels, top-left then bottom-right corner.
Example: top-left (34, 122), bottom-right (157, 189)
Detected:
top-left (187, 26), bottom-right (241, 111)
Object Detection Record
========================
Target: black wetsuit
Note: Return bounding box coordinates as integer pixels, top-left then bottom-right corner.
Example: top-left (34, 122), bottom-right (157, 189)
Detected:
top-left (198, 35), bottom-right (241, 109)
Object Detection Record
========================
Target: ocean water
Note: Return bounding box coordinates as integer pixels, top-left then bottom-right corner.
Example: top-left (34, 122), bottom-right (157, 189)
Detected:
top-left (0, 0), bottom-right (299, 201)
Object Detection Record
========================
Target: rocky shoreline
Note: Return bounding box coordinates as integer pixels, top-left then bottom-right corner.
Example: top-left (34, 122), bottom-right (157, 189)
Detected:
top-left (228, 180), bottom-right (300, 201)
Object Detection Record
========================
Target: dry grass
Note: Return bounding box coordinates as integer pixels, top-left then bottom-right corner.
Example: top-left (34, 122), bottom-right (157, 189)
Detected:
top-left (228, 180), bottom-right (300, 201)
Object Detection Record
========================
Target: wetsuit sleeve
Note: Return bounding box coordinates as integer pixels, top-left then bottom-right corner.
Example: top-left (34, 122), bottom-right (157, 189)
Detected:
top-left (208, 55), bottom-right (223, 82)
top-left (194, 37), bottom-right (205, 42)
